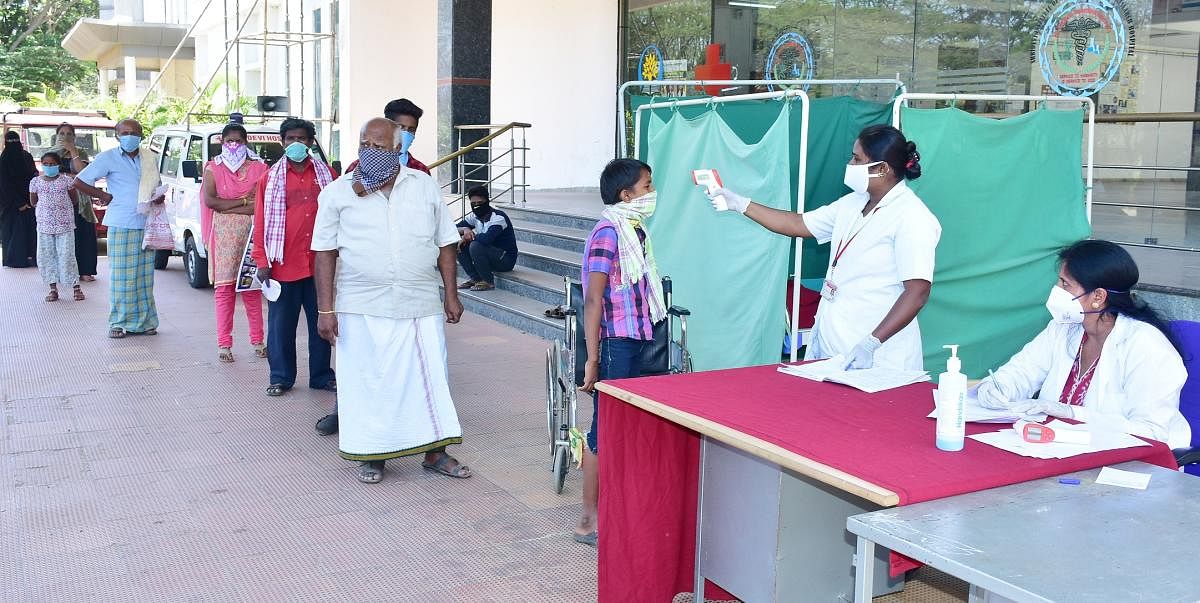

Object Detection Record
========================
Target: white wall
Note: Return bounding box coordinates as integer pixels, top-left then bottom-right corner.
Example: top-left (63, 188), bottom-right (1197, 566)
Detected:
top-left (491, 0), bottom-right (619, 190)
top-left (337, 0), bottom-right (439, 166)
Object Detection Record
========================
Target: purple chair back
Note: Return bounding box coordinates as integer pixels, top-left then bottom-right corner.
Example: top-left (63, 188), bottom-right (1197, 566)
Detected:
top-left (1170, 320), bottom-right (1200, 475)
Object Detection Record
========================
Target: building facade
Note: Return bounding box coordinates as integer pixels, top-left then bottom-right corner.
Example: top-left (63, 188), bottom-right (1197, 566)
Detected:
top-left (62, 0), bottom-right (1200, 252)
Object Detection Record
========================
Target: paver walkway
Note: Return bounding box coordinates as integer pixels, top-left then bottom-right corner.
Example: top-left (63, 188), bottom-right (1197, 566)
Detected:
top-left (1, 257), bottom-right (596, 602)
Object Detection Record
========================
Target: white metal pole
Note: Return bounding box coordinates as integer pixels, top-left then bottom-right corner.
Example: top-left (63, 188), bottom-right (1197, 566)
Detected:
top-left (791, 91), bottom-right (810, 363)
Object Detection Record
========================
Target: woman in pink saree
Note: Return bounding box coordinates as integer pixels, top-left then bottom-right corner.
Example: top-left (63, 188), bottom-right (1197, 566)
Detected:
top-left (202, 123), bottom-right (270, 362)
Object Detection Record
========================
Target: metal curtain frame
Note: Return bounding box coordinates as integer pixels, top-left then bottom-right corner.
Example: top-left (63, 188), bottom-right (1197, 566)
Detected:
top-left (634, 89), bottom-right (811, 371)
top-left (891, 93), bottom-right (1097, 223)
top-left (618, 78), bottom-right (906, 158)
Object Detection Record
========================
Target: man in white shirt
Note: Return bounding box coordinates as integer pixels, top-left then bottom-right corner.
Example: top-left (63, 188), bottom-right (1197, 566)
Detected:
top-left (311, 117), bottom-right (470, 484)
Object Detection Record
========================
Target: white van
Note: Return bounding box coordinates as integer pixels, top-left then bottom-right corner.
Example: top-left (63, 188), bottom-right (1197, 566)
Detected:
top-left (149, 123), bottom-right (334, 288)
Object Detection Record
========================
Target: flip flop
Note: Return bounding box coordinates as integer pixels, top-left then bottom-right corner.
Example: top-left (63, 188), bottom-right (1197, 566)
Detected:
top-left (252, 343), bottom-right (267, 358)
top-left (422, 453), bottom-right (472, 479)
top-left (573, 531), bottom-right (598, 547)
top-left (108, 328), bottom-right (126, 339)
top-left (545, 306), bottom-right (567, 319)
top-left (218, 347), bottom-right (234, 363)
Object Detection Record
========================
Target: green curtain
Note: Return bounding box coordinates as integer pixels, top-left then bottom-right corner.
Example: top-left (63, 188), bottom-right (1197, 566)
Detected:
top-left (644, 103), bottom-right (795, 371)
top-left (901, 107), bottom-right (1091, 377)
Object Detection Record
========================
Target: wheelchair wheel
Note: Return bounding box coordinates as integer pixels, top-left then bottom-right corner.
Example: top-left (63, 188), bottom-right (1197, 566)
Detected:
top-left (552, 443), bottom-right (570, 494)
top-left (546, 347), bottom-right (560, 455)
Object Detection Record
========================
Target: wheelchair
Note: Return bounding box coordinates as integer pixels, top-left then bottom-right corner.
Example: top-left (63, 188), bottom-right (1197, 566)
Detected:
top-left (545, 275), bottom-right (693, 493)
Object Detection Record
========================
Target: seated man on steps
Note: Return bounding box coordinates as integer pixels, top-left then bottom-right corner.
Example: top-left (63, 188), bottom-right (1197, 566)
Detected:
top-left (456, 186), bottom-right (518, 291)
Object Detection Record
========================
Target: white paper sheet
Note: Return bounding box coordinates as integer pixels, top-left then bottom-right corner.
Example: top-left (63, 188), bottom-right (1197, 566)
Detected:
top-left (967, 419), bottom-right (1150, 459)
top-left (777, 356), bottom-right (929, 393)
top-left (927, 388), bottom-right (1047, 424)
top-left (1095, 466), bottom-right (1152, 489)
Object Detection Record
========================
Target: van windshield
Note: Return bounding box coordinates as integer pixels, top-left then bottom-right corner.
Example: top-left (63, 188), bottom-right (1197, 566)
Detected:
top-left (26, 127), bottom-right (118, 162)
top-left (208, 132), bottom-right (327, 166)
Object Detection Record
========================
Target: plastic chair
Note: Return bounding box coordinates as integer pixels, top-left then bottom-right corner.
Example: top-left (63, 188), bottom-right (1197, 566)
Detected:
top-left (1169, 320), bottom-right (1200, 476)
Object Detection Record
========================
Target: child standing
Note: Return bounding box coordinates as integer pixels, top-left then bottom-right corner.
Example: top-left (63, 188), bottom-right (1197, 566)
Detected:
top-left (574, 158), bottom-right (665, 546)
top-left (30, 152), bottom-right (82, 302)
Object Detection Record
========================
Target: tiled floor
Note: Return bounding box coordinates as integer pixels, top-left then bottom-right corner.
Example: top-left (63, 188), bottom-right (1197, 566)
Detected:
top-left (1, 257), bottom-right (596, 602)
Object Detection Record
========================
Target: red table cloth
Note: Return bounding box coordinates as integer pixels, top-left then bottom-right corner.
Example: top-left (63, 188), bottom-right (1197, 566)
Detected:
top-left (597, 364), bottom-right (1177, 603)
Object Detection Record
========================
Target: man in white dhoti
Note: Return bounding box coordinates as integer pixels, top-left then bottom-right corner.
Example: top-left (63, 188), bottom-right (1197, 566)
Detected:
top-left (311, 117), bottom-right (470, 484)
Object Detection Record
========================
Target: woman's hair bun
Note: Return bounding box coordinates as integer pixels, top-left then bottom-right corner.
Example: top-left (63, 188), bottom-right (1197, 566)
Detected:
top-left (904, 141), bottom-right (922, 180)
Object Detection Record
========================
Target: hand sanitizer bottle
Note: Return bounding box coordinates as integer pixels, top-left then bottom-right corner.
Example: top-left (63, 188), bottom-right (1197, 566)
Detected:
top-left (936, 344), bottom-right (967, 452)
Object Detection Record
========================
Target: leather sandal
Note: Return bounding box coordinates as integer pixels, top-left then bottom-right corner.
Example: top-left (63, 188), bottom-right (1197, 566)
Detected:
top-left (218, 347), bottom-right (234, 363)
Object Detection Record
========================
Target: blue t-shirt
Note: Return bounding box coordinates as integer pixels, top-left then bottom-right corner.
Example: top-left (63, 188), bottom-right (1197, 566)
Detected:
top-left (76, 147), bottom-right (147, 230)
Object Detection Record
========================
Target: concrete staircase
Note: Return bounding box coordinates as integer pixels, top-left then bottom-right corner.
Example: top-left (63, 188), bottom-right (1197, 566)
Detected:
top-left (452, 203), bottom-right (598, 341)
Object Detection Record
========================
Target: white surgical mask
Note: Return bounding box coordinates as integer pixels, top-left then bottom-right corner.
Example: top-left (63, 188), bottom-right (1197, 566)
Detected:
top-left (1045, 286), bottom-right (1086, 324)
top-left (843, 161), bottom-right (883, 194)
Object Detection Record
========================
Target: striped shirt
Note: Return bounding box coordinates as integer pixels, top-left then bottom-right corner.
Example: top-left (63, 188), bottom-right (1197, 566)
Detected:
top-left (581, 219), bottom-right (654, 341)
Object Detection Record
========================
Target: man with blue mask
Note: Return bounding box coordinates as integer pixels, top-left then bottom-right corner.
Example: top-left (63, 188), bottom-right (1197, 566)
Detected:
top-left (341, 98), bottom-right (430, 177)
top-left (74, 118), bottom-right (165, 338)
top-left (311, 117), bottom-right (469, 484)
top-left (250, 117), bottom-right (336, 398)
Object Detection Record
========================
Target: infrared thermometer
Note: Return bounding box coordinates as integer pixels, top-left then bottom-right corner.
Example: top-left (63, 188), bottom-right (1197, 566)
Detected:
top-left (692, 169), bottom-right (727, 211)
top-left (1017, 420), bottom-right (1092, 445)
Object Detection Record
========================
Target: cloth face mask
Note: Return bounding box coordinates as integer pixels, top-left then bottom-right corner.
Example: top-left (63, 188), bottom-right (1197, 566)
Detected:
top-left (843, 161), bottom-right (883, 194)
top-left (220, 142), bottom-right (249, 170)
top-left (354, 147), bottom-right (402, 193)
top-left (624, 191), bottom-right (657, 222)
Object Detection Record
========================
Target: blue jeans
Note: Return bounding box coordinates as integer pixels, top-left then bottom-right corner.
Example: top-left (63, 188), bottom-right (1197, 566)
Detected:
top-left (267, 277), bottom-right (335, 389)
top-left (587, 337), bottom-right (646, 454)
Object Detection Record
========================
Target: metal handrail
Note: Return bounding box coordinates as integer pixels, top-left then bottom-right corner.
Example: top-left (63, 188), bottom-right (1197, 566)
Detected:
top-left (427, 122), bottom-right (531, 169)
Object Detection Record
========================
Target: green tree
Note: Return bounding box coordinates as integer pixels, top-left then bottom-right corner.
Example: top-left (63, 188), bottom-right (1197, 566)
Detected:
top-left (0, 0), bottom-right (99, 100)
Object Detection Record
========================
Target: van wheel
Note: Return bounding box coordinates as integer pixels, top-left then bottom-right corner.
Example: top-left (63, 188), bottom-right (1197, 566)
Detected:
top-left (184, 236), bottom-right (210, 289)
top-left (154, 249), bottom-right (171, 270)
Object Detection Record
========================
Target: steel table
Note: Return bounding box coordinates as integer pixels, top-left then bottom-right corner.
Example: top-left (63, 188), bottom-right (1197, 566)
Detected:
top-left (847, 461), bottom-right (1200, 603)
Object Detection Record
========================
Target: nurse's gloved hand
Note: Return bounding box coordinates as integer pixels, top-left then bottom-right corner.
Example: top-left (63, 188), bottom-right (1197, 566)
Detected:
top-left (843, 335), bottom-right (882, 370)
top-left (1010, 398), bottom-right (1075, 419)
top-left (708, 187), bottom-right (750, 214)
top-left (976, 379), bottom-right (1012, 410)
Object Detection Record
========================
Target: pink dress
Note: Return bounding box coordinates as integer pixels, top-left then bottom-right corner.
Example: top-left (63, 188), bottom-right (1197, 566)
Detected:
top-left (203, 160), bottom-right (269, 286)
top-left (203, 159), bottom-right (269, 349)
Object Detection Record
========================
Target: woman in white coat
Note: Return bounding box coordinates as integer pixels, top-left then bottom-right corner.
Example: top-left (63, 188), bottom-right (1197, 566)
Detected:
top-left (712, 125), bottom-right (941, 371)
top-left (978, 240), bottom-right (1190, 447)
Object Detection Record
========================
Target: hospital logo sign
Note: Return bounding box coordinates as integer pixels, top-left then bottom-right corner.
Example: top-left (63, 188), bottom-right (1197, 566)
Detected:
top-left (638, 45), bottom-right (664, 82)
top-left (765, 32), bottom-right (815, 92)
top-left (1033, 0), bottom-right (1135, 97)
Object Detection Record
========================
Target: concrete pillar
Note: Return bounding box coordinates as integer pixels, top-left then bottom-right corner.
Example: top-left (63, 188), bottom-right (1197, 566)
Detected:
top-left (123, 56), bottom-right (138, 103)
top-left (97, 68), bottom-right (109, 100)
top-left (437, 0), bottom-right (492, 191)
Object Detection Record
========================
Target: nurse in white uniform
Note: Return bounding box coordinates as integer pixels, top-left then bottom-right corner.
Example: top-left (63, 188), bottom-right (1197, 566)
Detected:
top-left (977, 240), bottom-right (1190, 447)
top-left (711, 125), bottom-right (941, 371)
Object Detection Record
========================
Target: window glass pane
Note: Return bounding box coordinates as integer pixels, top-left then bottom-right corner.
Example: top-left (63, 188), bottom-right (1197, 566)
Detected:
top-left (162, 136), bottom-right (186, 177)
top-left (186, 136), bottom-right (204, 162)
top-left (626, 0), bottom-right (713, 87)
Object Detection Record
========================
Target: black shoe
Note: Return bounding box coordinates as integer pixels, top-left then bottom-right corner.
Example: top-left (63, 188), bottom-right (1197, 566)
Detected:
top-left (314, 379), bottom-right (337, 392)
top-left (315, 413), bottom-right (338, 436)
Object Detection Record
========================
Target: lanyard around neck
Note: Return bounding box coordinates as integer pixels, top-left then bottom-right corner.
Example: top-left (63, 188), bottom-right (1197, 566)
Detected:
top-left (832, 205), bottom-right (883, 268)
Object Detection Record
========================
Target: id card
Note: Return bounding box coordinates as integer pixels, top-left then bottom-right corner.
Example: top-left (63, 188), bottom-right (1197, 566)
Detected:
top-left (820, 279), bottom-right (838, 301)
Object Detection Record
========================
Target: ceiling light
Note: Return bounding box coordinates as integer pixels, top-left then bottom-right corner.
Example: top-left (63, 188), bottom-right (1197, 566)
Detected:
top-left (729, 1), bottom-right (778, 8)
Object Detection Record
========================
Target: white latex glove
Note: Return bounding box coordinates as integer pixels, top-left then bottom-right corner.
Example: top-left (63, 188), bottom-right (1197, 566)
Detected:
top-left (1010, 398), bottom-right (1075, 419)
top-left (843, 335), bottom-right (882, 370)
top-left (708, 187), bottom-right (750, 214)
top-left (975, 378), bottom-right (1013, 410)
